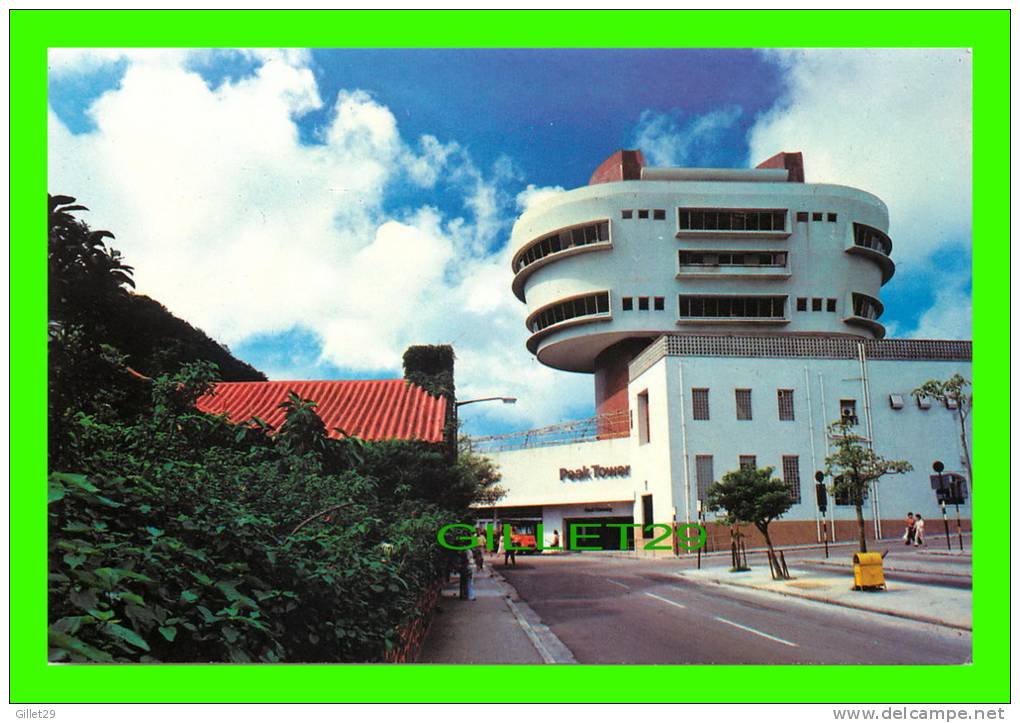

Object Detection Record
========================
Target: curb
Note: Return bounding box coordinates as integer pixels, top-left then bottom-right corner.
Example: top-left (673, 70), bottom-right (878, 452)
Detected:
top-left (679, 573), bottom-right (972, 632)
top-left (801, 559), bottom-right (972, 578)
top-left (488, 568), bottom-right (578, 664)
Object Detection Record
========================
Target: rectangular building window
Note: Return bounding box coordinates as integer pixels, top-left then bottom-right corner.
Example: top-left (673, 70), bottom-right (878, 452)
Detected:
top-left (678, 208), bottom-right (786, 232)
top-left (653, 296), bottom-right (665, 311)
top-left (812, 298), bottom-right (823, 311)
top-left (678, 295), bottom-right (786, 319)
top-left (777, 389), bottom-right (795, 421)
top-left (840, 399), bottom-right (858, 425)
top-left (782, 455), bottom-right (802, 503)
top-left (797, 297), bottom-right (807, 311)
top-left (812, 212), bottom-right (823, 221)
top-left (796, 211), bottom-right (809, 223)
top-left (735, 389), bottom-right (753, 421)
top-left (653, 209), bottom-right (666, 220)
top-left (827, 298), bottom-right (837, 312)
top-left (622, 297), bottom-right (633, 311)
top-left (622, 209), bottom-right (633, 219)
top-left (835, 482), bottom-right (863, 506)
top-left (638, 209), bottom-right (649, 219)
top-left (739, 455), bottom-right (757, 470)
top-left (692, 388), bottom-right (710, 420)
top-left (827, 213), bottom-right (838, 222)
top-left (637, 390), bottom-right (650, 445)
top-left (695, 455), bottom-right (714, 501)
top-left (641, 494), bottom-right (654, 538)
top-left (638, 296), bottom-right (649, 311)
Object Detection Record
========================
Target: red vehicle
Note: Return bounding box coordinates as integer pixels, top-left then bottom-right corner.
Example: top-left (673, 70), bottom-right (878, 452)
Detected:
top-left (495, 519), bottom-right (541, 554)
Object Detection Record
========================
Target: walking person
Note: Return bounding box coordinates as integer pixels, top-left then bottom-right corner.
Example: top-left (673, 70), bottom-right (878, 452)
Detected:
top-left (903, 512), bottom-right (916, 545)
top-left (913, 514), bottom-right (925, 546)
top-left (473, 527), bottom-right (485, 570)
top-left (501, 523), bottom-right (516, 567)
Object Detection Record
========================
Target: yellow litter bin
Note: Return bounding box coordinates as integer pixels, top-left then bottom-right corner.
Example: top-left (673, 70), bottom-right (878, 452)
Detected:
top-left (852, 552), bottom-right (886, 590)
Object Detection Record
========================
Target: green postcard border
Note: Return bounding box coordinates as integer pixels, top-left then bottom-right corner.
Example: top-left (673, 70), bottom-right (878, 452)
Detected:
top-left (10, 9), bottom-right (1010, 704)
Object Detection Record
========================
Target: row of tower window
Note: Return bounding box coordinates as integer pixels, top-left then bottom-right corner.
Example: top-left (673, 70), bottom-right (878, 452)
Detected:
top-left (530, 292), bottom-right (882, 334)
top-left (679, 295), bottom-right (786, 319)
top-left (690, 387), bottom-right (811, 422)
top-left (516, 217), bottom-right (892, 280)
top-left (621, 296), bottom-right (665, 311)
top-left (621, 208), bottom-right (666, 220)
top-left (797, 297), bottom-right (838, 313)
top-left (624, 208), bottom-right (821, 230)
top-left (796, 211), bottom-right (838, 223)
top-left (695, 454), bottom-right (803, 504)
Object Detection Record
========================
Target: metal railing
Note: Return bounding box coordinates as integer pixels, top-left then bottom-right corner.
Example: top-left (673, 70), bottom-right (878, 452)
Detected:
top-left (468, 410), bottom-right (630, 453)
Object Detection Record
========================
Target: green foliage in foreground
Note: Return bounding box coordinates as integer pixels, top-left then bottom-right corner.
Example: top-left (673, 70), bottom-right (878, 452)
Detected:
top-left (49, 364), bottom-right (497, 663)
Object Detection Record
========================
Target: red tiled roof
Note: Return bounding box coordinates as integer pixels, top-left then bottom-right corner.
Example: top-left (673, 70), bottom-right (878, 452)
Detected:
top-left (195, 379), bottom-right (447, 443)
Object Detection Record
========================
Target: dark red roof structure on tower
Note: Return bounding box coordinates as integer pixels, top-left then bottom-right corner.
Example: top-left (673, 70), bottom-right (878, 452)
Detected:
top-left (195, 379), bottom-right (447, 443)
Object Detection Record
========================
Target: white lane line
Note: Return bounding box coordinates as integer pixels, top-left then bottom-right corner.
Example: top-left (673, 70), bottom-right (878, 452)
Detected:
top-left (644, 592), bottom-right (686, 609)
top-left (606, 579), bottom-right (630, 590)
top-left (714, 616), bottom-right (799, 647)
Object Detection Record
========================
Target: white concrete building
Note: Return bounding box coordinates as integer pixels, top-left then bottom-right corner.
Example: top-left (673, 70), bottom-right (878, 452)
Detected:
top-left (476, 150), bottom-right (971, 550)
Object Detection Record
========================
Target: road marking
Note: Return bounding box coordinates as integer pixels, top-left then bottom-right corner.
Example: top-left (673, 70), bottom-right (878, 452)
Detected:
top-left (606, 579), bottom-right (630, 590)
top-left (713, 616), bottom-right (799, 647)
top-left (644, 592), bottom-right (686, 609)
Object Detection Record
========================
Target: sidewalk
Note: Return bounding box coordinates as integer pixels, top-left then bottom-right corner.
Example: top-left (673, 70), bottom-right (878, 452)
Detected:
top-left (415, 562), bottom-right (575, 664)
top-left (675, 562), bottom-right (972, 631)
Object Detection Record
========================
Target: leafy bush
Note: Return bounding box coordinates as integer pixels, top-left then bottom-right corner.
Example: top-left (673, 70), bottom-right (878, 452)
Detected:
top-left (49, 364), bottom-right (477, 663)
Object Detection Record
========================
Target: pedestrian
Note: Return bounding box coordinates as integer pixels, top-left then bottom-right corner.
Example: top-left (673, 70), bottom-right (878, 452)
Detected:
top-left (903, 512), bottom-right (915, 545)
top-left (552, 529), bottom-right (560, 549)
top-left (913, 514), bottom-right (925, 546)
top-left (473, 527), bottom-right (486, 570)
top-left (502, 523), bottom-right (516, 567)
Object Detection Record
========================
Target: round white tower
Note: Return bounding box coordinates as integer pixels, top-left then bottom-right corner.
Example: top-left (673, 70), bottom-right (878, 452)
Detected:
top-left (509, 150), bottom-right (895, 421)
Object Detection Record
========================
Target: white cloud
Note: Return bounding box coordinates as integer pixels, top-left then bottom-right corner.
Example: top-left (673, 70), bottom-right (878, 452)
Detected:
top-left (631, 106), bottom-right (742, 167)
top-left (515, 183), bottom-right (565, 214)
top-left (48, 48), bottom-right (586, 431)
top-left (748, 48), bottom-right (972, 269)
top-left (907, 277), bottom-right (972, 341)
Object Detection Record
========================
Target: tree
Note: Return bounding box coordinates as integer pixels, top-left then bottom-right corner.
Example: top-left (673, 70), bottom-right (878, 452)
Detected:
top-left (825, 419), bottom-right (913, 553)
top-left (48, 194), bottom-right (135, 330)
top-left (913, 374), bottom-right (972, 489)
top-left (706, 465), bottom-right (793, 577)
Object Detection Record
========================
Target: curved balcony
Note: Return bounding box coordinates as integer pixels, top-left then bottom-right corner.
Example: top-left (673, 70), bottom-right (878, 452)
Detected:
top-left (847, 223), bottom-right (895, 283)
top-left (525, 291), bottom-right (612, 355)
top-left (844, 292), bottom-right (886, 338)
top-left (676, 248), bottom-right (791, 280)
top-left (511, 220), bottom-right (612, 301)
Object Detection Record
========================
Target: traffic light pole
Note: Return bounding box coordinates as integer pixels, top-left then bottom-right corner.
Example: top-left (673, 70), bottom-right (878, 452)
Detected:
top-left (821, 510), bottom-right (829, 559)
top-left (954, 502), bottom-right (964, 551)
top-left (940, 501), bottom-right (952, 551)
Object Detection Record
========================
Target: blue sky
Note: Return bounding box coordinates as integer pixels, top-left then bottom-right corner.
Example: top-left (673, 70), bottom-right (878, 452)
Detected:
top-left (48, 48), bottom-right (972, 436)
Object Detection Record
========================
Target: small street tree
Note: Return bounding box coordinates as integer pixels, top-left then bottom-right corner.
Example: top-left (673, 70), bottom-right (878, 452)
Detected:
top-left (825, 419), bottom-right (913, 553)
top-left (706, 466), bottom-right (793, 578)
top-left (913, 374), bottom-right (972, 490)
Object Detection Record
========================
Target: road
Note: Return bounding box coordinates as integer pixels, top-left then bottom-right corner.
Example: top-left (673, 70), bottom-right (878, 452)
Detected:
top-left (498, 554), bottom-right (971, 664)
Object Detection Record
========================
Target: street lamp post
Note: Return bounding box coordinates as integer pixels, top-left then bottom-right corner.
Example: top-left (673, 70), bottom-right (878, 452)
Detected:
top-left (456, 397), bottom-right (517, 408)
